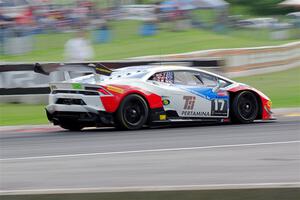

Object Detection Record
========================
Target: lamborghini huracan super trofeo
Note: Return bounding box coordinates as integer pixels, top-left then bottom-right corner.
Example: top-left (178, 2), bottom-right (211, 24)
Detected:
top-left (39, 64), bottom-right (273, 130)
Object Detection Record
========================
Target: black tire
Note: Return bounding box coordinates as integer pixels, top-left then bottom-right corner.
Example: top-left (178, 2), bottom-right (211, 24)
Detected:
top-left (59, 120), bottom-right (83, 131)
top-left (231, 91), bottom-right (259, 123)
top-left (115, 94), bottom-right (149, 130)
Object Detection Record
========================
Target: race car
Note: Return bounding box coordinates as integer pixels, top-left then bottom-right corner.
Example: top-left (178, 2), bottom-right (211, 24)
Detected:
top-left (40, 63), bottom-right (273, 131)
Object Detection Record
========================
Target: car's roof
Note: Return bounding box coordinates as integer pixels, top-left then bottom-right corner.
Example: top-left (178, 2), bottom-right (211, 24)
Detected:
top-left (118, 65), bottom-right (203, 72)
top-left (116, 65), bottom-right (234, 83)
top-left (113, 65), bottom-right (197, 75)
top-left (71, 65), bottom-right (235, 85)
top-left (148, 65), bottom-right (198, 71)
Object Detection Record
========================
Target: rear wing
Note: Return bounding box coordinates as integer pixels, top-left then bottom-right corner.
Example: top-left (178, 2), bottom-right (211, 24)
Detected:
top-left (34, 63), bottom-right (113, 76)
top-left (0, 62), bottom-right (113, 76)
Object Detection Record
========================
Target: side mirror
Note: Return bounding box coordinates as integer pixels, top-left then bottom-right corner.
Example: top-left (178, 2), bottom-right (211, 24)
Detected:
top-left (212, 79), bottom-right (226, 93)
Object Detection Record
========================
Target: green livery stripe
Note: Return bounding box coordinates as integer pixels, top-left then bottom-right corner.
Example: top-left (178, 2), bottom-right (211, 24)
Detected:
top-left (72, 83), bottom-right (82, 90)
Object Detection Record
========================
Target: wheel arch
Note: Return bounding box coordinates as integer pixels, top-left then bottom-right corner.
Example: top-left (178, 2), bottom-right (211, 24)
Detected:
top-left (114, 93), bottom-right (152, 130)
top-left (122, 92), bottom-right (151, 110)
top-left (229, 90), bottom-right (263, 120)
top-left (118, 89), bottom-right (163, 111)
top-left (101, 85), bottom-right (163, 113)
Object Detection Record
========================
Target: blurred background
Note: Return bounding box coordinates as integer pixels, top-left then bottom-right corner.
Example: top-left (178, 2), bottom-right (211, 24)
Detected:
top-left (0, 0), bottom-right (299, 126)
top-left (0, 0), bottom-right (299, 61)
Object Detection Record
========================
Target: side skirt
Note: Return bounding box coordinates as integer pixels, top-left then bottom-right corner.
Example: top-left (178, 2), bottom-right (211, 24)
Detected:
top-left (152, 118), bottom-right (229, 124)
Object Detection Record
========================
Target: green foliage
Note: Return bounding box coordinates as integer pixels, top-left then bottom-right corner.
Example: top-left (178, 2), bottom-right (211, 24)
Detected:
top-left (227, 0), bottom-right (295, 15)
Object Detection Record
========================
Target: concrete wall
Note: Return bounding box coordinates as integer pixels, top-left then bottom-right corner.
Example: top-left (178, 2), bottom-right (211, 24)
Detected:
top-left (132, 41), bottom-right (300, 77)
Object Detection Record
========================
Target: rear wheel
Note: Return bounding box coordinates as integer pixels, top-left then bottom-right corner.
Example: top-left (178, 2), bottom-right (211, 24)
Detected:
top-left (115, 94), bottom-right (149, 130)
top-left (59, 120), bottom-right (84, 131)
top-left (231, 91), bottom-right (259, 123)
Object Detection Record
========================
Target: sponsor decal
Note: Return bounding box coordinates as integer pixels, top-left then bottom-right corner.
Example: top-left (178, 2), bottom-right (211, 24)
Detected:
top-left (181, 110), bottom-right (210, 117)
top-left (106, 85), bottom-right (124, 94)
top-left (182, 96), bottom-right (210, 117)
top-left (159, 114), bottom-right (167, 120)
top-left (162, 99), bottom-right (170, 105)
top-left (183, 96), bottom-right (196, 110)
top-left (72, 83), bottom-right (82, 90)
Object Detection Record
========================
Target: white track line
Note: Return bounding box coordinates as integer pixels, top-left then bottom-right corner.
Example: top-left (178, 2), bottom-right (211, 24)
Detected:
top-left (1, 140), bottom-right (299, 162)
top-left (1, 182), bottom-right (300, 195)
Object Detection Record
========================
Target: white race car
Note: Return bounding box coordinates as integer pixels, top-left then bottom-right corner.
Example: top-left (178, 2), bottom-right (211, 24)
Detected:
top-left (37, 64), bottom-right (273, 131)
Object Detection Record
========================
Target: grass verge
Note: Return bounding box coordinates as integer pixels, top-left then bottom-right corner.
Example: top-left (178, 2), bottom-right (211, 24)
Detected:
top-left (0, 67), bottom-right (299, 126)
top-left (234, 67), bottom-right (300, 108)
top-left (0, 104), bottom-right (48, 126)
top-left (2, 20), bottom-right (298, 62)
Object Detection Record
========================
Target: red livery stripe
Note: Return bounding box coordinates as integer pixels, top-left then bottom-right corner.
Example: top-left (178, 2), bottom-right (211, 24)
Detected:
top-left (100, 85), bottom-right (163, 113)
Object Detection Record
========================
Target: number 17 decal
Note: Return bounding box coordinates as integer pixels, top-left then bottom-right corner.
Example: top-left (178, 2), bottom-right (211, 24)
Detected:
top-left (214, 99), bottom-right (225, 111)
top-left (211, 99), bottom-right (228, 116)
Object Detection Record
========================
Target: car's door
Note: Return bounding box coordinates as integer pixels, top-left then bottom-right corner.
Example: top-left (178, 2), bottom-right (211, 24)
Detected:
top-left (171, 70), bottom-right (229, 118)
top-left (169, 70), bottom-right (210, 118)
top-left (192, 71), bottom-right (230, 118)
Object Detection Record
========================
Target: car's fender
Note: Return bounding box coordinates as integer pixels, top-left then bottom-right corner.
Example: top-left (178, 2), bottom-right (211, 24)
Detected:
top-left (227, 83), bottom-right (272, 120)
top-left (100, 84), bottom-right (163, 113)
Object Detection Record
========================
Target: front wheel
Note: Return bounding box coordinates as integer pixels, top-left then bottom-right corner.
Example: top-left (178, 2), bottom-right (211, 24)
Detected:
top-left (231, 91), bottom-right (259, 123)
top-left (115, 94), bottom-right (149, 130)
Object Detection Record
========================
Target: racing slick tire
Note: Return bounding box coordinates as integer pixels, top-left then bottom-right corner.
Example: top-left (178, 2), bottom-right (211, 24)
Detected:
top-left (115, 94), bottom-right (149, 130)
top-left (59, 120), bottom-right (84, 131)
top-left (231, 91), bottom-right (259, 124)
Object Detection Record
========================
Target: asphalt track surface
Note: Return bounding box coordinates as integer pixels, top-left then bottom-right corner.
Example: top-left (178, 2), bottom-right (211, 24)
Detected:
top-left (0, 116), bottom-right (300, 193)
